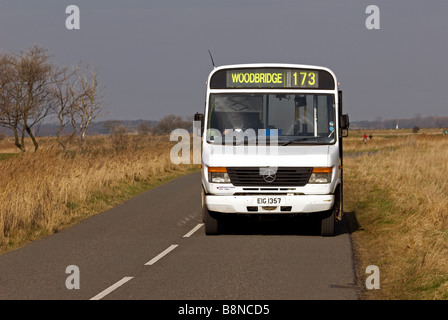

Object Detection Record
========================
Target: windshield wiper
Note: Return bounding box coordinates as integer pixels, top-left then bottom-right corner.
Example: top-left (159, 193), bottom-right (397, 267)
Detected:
top-left (282, 137), bottom-right (318, 146)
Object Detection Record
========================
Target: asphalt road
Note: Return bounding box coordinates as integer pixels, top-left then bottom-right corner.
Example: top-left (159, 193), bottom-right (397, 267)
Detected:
top-left (0, 172), bottom-right (359, 300)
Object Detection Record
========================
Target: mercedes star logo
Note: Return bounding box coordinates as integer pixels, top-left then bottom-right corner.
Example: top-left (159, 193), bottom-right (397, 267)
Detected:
top-left (262, 168), bottom-right (277, 183)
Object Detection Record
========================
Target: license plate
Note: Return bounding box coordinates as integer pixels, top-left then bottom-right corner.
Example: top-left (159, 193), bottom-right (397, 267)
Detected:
top-left (253, 197), bottom-right (285, 205)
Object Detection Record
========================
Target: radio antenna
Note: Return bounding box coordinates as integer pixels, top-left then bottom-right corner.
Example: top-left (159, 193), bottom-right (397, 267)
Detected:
top-left (208, 50), bottom-right (216, 68)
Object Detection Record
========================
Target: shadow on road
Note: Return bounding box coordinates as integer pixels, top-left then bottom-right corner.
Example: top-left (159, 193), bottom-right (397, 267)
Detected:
top-left (216, 212), bottom-right (356, 237)
top-left (343, 210), bottom-right (361, 234)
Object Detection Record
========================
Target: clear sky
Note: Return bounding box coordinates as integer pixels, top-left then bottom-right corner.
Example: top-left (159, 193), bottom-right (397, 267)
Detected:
top-left (0, 0), bottom-right (447, 122)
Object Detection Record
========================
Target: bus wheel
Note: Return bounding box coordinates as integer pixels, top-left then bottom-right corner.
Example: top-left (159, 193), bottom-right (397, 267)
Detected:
top-left (320, 209), bottom-right (335, 237)
top-left (320, 186), bottom-right (342, 237)
top-left (203, 204), bottom-right (219, 235)
top-left (320, 188), bottom-right (340, 236)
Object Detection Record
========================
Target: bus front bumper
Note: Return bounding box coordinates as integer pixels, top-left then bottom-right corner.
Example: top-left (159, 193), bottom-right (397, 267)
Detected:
top-left (205, 194), bottom-right (334, 214)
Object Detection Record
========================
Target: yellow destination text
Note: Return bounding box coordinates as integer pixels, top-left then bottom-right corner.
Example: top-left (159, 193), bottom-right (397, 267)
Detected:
top-left (231, 72), bottom-right (283, 84)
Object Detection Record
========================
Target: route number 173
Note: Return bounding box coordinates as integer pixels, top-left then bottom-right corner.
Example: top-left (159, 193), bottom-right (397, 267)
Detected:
top-left (293, 71), bottom-right (316, 87)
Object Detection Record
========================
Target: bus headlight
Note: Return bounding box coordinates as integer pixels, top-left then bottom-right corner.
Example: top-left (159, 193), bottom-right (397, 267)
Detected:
top-left (209, 172), bottom-right (231, 183)
top-left (208, 167), bottom-right (231, 183)
top-left (309, 167), bottom-right (333, 184)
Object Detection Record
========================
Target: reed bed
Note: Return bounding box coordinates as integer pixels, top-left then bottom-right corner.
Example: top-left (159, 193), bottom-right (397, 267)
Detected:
top-left (0, 134), bottom-right (196, 253)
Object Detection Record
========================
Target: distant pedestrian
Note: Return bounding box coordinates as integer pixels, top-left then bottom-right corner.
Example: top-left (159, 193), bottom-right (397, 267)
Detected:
top-left (363, 133), bottom-right (367, 143)
top-left (369, 134), bottom-right (373, 140)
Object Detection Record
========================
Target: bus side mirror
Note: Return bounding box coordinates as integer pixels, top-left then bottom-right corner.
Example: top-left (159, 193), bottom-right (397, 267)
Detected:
top-left (341, 114), bottom-right (350, 137)
top-left (194, 112), bottom-right (204, 137)
top-left (341, 114), bottom-right (350, 129)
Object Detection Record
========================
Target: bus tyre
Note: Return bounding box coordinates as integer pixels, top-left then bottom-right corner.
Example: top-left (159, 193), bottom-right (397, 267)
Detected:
top-left (320, 187), bottom-right (340, 236)
top-left (320, 209), bottom-right (335, 237)
top-left (203, 205), bottom-right (219, 235)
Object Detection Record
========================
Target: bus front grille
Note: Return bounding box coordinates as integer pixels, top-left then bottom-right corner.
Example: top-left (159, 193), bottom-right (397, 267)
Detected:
top-left (226, 167), bottom-right (313, 187)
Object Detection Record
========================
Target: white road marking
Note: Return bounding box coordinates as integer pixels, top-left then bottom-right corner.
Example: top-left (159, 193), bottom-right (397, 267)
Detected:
top-left (183, 223), bottom-right (204, 238)
top-left (91, 229), bottom-right (197, 299)
top-left (90, 276), bottom-right (133, 300)
top-left (145, 244), bottom-right (178, 266)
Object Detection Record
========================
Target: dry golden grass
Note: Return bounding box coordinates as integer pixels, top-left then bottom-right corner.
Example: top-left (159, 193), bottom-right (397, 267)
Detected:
top-left (0, 134), bottom-right (197, 253)
top-left (0, 139), bottom-right (21, 154)
top-left (344, 130), bottom-right (448, 299)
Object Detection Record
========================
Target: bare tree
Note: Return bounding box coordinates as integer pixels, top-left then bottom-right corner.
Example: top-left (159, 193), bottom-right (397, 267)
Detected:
top-left (0, 51), bottom-right (24, 151)
top-left (51, 63), bottom-right (104, 149)
top-left (74, 65), bottom-right (103, 143)
top-left (0, 53), bottom-right (17, 142)
top-left (51, 66), bottom-right (78, 150)
top-left (0, 46), bottom-right (56, 152)
top-left (1, 46), bottom-right (104, 152)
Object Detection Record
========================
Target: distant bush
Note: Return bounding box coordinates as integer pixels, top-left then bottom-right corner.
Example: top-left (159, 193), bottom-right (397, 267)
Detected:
top-left (109, 125), bottom-right (129, 152)
top-left (152, 114), bottom-right (191, 135)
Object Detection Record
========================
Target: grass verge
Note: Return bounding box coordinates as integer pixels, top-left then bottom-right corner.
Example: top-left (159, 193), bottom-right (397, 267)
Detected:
top-left (344, 130), bottom-right (448, 299)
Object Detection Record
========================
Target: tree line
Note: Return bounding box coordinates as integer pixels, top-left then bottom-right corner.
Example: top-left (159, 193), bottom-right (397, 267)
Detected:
top-left (352, 115), bottom-right (448, 130)
top-left (0, 45), bottom-right (102, 152)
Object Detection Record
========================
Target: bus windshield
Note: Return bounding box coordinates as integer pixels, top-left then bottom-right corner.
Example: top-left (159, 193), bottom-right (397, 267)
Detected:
top-left (207, 93), bottom-right (335, 145)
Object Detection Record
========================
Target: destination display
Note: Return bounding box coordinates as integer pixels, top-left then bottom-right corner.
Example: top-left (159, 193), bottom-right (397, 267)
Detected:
top-left (210, 67), bottom-right (335, 90)
top-left (228, 69), bottom-right (317, 88)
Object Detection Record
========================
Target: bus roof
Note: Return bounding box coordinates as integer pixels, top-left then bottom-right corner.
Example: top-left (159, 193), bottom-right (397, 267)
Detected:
top-left (211, 63), bottom-right (334, 73)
